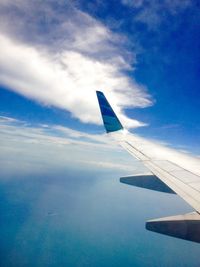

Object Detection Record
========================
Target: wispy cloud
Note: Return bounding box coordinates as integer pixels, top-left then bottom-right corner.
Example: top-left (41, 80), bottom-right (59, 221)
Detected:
top-left (121, 0), bottom-right (192, 30)
top-left (0, 116), bottom-right (138, 177)
top-left (0, 0), bottom-right (152, 129)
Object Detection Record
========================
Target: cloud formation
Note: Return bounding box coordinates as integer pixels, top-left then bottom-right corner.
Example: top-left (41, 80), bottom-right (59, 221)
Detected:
top-left (0, 0), bottom-right (152, 128)
top-left (0, 116), bottom-right (140, 177)
top-left (122, 0), bottom-right (192, 30)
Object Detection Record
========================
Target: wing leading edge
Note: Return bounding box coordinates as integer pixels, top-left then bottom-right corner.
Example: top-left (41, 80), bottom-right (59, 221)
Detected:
top-left (96, 91), bottom-right (200, 243)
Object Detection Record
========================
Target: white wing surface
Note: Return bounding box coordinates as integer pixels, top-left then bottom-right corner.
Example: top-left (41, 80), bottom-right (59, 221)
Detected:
top-left (96, 91), bottom-right (200, 242)
top-left (111, 130), bottom-right (200, 213)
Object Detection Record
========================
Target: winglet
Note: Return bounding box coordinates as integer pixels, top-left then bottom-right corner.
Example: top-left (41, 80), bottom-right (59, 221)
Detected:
top-left (96, 91), bottom-right (123, 133)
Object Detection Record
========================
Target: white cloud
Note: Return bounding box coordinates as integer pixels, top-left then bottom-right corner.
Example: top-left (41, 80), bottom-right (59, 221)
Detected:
top-left (0, 116), bottom-right (20, 123)
top-left (0, 1), bottom-right (152, 129)
top-left (121, 0), bottom-right (192, 30)
top-left (121, 0), bottom-right (145, 8)
top-left (0, 116), bottom-right (139, 177)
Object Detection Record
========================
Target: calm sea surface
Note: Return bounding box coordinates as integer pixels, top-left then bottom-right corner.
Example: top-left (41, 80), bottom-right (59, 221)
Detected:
top-left (0, 168), bottom-right (200, 267)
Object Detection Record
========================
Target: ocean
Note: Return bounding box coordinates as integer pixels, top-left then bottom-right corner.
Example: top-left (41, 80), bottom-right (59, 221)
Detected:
top-left (0, 167), bottom-right (200, 267)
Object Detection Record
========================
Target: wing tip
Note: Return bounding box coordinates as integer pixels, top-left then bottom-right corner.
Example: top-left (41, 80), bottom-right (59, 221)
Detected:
top-left (96, 90), bottom-right (123, 133)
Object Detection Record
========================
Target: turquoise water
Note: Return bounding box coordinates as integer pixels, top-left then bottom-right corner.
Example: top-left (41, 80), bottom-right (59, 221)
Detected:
top-left (0, 168), bottom-right (200, 267)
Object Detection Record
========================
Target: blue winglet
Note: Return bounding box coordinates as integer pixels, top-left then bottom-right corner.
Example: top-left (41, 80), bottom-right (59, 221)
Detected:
top-left (96, 91), bottom-right (123, 133)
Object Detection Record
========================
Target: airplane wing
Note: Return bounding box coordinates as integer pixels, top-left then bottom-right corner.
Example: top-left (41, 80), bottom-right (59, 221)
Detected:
top-left (96, 90), bottom-right (200, 243)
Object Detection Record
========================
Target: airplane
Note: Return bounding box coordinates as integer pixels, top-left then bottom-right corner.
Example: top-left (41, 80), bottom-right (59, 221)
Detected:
top-left (96, 90), bottom-right (200, 243)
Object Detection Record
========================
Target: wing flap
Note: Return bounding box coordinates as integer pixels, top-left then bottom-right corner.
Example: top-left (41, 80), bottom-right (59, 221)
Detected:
top-left (144, 160), bottom-right (200, 213)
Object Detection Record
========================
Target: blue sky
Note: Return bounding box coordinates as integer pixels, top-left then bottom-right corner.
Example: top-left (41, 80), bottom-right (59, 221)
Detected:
top-left (0, 0), bottom-right (200, 166)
